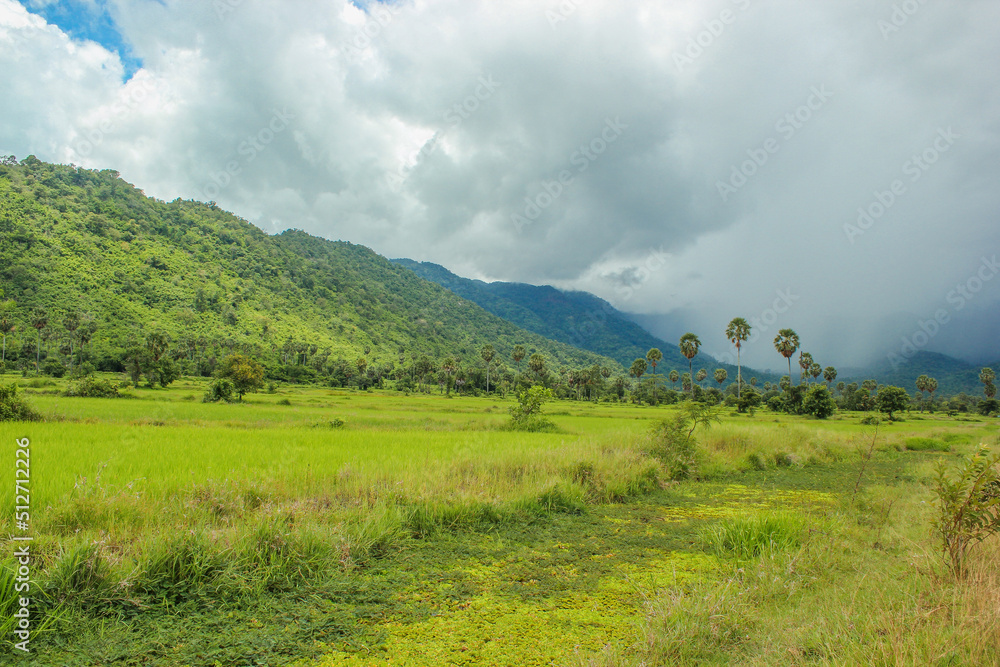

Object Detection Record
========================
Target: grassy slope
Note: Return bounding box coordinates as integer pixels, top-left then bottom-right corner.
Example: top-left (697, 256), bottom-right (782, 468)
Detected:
top-left (0, 159), bottom-right (618, 373)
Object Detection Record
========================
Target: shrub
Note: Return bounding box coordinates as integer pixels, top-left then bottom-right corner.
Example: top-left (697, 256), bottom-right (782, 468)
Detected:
top-left (203, 377), bottom-right (236, 403)
top-left (0, 383), bottom-right (41, 422)
top-left (736, 387), bottom-right (762, 414)
top-left (66, 376), bottom-right (120, 398)
top-left (932, 444), bottom-right (1000, 578)
top-left (507, 386), bottom-right (555, 431)
top-left (802, 384), bottom-right (836, 419)
top-left (977, 398), bottom-right (999, 417)
top-left (649, 402), bottom-right (719, 480)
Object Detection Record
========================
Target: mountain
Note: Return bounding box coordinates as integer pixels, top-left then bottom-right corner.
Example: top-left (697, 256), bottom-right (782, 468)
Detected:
top-left (0, 158), bottom-right (619, 377)
top-left (843, 351), bottom-right (998, 397)
top-left (391, 259), bottom-right (785, 385)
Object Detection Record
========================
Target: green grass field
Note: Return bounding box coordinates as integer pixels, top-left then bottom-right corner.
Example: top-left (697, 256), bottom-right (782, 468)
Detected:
top-left (1, 374), bottom-right (999, 665)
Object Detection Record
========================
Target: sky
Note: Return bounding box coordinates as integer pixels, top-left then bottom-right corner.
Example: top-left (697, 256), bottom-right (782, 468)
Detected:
top-left (1, 0), bottom-right (998, 372)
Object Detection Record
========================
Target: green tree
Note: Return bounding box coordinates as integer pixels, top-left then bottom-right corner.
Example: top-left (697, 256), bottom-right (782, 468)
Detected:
top-left (646, 347), bottom-right (662, 402)
top-left (876, 385), bottom-right (909, 421)
top-left (629, 358), bottom-right (647, 400)
top-left (725, 317), bottom-right (751, 397)
top-left (773, 329), bottom-right (799, 386)
top-left (528, 353), bottom-right (546, 381)
top-left (823, 366), bottom-right (837, 389)
top-left (678, 333), bottom-right (701, 392)
top-left (798, 352), bottom-right (814, 384)
top-left (481, 344), bottom-right (496, 394)
top-left (216, 354), bottom-right (265, 400)
top-left (669, 369), bottom-right (679, 387)
top-left (512, 345), bottom-right (526, 374)
top-left (441, 357), bottom-right (457, 395)
top-left (809, 362), bottom-right (822, 383)
top-left (713, 368), bottom-right (727, 387)
top-left (980, 368), bottom-right (996, 398)
top-left (695, 368), bottom-right (707, 386)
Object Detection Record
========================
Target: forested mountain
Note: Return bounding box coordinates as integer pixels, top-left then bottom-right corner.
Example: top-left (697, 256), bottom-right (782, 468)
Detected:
top-left (393, 259), bottom-right (715, 371)
top-left (842, 351), bottom-right (1000, 398)
top-left (0, 158), bottom-right (618, 382)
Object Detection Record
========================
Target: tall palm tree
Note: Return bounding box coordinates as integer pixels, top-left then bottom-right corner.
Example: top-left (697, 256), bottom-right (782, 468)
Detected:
top-left (809, 362), bottom-right (822, 383)
top-left (30, 307), bottom-right (48, 373)
top-left (678, 333), bottom-right (701, 392)
top-left (926, 377), bottom-right (938, 407)
top-left (481, 344), bottom-right (495, 394)
top-left (725, 317), bottom-right (751, 398)
top-left (646, 348), bottom-right (662, 402)
top-left (714, 368), bottom-right (728, 386)
top-left (915, 374), bottom-right (929, 403)
top-left (512, 345), bottom-right (526, 375)
top-left (669, 370), bottom-right (679, 388)
top-left (695, 368), bottom-right (708, 386)
top-left (441, 356), bottom-right (456, 395)
top-left (773, 329), bottom-right (799, 386)
top-left (798, 352), bottom-right (814, 384)
top-left (629, 358), bottom-right (647, 401)
top-left (528, 353), bottom-right (545, 380)
top-left (823, 366), bottom-right (837, 390)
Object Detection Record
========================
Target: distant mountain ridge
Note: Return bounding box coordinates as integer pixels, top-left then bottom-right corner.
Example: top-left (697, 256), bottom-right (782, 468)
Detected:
top-left (392, 258), bottom-right (772, 382)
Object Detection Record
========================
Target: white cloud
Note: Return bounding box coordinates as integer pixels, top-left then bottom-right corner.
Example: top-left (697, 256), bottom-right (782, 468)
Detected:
top-left (2, 0), bottom-right (999, 368)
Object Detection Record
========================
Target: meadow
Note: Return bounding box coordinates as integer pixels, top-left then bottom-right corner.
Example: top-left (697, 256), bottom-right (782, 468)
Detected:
top-left (1, 374), bottom-right (998, 665)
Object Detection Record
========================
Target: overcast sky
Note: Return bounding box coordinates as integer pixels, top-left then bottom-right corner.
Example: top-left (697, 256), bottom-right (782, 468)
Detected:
top-left (2, 0), bottom-right (998, 371)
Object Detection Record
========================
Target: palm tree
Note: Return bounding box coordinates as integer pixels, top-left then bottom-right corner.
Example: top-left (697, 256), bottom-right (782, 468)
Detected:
top-left (862, 379), bottom-right (877, 395)
top-left (441, 356), bottom-right (457, 395)
top-left (915, 374), bottom-right (929, 403)
top-left (61, 312), bottom-right (80, 370)
top-left (512, 345), bottom-right (526, 375)
top-left (30, 307), bottom-right (48, 373)
top-left (750, 377), bottom-right (757, 387)
top-left (481, 344), bottom-right (495, 394)
top-left (798, 352), bottom-right (814, 384)
top-left (725, 317), bottom-right (751, 398)
top-left (669, 370), bottom-right (679, 388)
top-left (646, 348), bottom-right (662, 402)
top-left (528, 353), bottom-right (545, 381)
top-left (678, 333), bottom-right (701, 392)
top-left (695, 368), bottom-right (708, 387)
top-left (0, 317), bottom-right (13, 364)
top-left (629, 358), bottom-right (647, 401)
top-left (823, 366), bottom-right (837, 389)
top-left (809, 362), bottom-right (822, 383)
top-left (926, 377), bottom-right (938, 408)
top-left (773, 329), bottom-right (799, 386)
top-left (714, 368), bottom-right (728, 387)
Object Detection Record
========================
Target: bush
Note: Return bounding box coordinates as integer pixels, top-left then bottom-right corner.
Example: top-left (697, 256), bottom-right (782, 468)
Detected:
top-left (977, 398), bottom-right (999, 417)
top-left (42, 358), bottom-right (66, 378)
top-left (203, 378), bottom-right (236, 403)
top-left (932, 444), bottom-right (1000, 577)
top-left (736, 387), bottom-right (762, 414)
top-left (649, 402), bottom-right (719, 480)
top-left (507, 386), bottom-right (555, 431)
top-left (0, 382), bottom-right (41, 422)
top-left (66, 376), bottom-right (120, 398)
top-left (802, 385), bottom-right (836, 419)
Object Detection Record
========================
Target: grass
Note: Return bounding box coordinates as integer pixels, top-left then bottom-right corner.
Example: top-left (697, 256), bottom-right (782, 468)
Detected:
top-left (1, 372), bottom-right (998, 664)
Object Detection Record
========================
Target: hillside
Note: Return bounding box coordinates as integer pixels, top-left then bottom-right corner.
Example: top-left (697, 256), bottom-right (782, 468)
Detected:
top-left (391, 259), bottom-right (786, 383)
top-left (842, 351), bottom-right (999, 398)
top-left (0, 158), bottom-right (619, 380)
